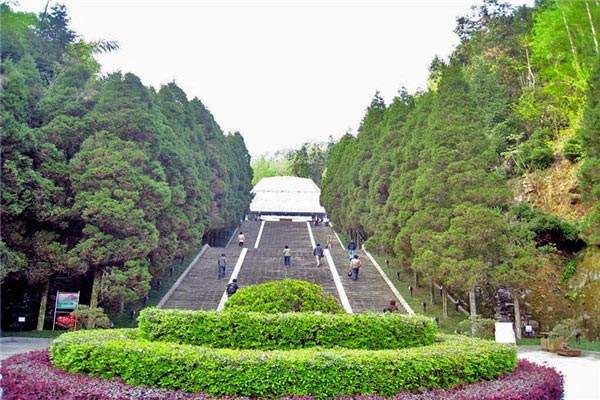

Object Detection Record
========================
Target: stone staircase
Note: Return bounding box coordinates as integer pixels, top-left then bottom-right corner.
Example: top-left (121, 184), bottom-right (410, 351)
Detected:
top-left (236, 221), bottom-right (340, 302)
top-left (161, 221), bottom-right (261, 310)
top-left (161, 220), bottom-right (408, 314)
top-left (312, 225), bottom-right (406, 313)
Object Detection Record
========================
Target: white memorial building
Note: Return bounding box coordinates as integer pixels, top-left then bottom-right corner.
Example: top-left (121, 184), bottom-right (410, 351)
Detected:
top-left (249, 176), bottom-right (326, 221)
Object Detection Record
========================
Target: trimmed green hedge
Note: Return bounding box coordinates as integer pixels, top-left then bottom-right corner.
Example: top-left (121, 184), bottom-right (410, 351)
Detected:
top-left (138, 308), bottom-right (437, 350)
top-left (224, 279), bottom-right (343, 313)
top-left (50, 329), bottom-right (517, 398)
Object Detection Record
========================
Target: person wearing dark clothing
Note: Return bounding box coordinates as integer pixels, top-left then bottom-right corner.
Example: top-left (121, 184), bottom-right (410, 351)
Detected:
top-left (313, 243), bottom-right (325, 267)
top-left (347, 240), bottom-right (357, 260)
top-left (226, 279), bottom-right (239, 296)
top-left (217, 254), bottom-right (227, 279)
top-left (383, 300), bottom-right (398, 313)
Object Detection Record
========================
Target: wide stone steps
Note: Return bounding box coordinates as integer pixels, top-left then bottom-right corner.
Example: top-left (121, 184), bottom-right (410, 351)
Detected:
top-left (236, 221), bottom-right (340, 301)
top-left (312, 225), bottom-right (406, 313)
top-left (161, 220), bottom-right (407, 314)
top-left (161, 221), bottom-right (261, 310)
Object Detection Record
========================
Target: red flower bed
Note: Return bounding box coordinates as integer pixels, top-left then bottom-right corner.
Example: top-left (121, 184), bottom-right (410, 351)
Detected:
top-left (1, 350), bottom-right (563, 400)
top-left (55, 315), bottom-right (77, 330)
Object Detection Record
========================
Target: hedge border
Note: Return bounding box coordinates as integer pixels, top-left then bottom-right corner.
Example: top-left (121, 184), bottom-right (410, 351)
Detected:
top-left (138, 308), bottom-right (437, 350)
top-left (50, 329), bottom-right (517, 398)
top-left (3, 351), bottom-right (563, 400)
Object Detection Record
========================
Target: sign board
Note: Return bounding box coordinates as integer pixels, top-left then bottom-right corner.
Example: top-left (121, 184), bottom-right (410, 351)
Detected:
top-left (18, 317), bottom-right (25, 323)
top-left (56, 292), bottom-right (79, 310)
top-left (495, 322), bottom-right (516, 344)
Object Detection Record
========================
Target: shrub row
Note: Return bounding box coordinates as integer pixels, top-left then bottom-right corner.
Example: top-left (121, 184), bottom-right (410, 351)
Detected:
top-left (50, 329), bottom-right (517, 398)
top-left (224, 279), bottom-right (344, 313)
top-left (3, 350), bottom-right (562, 400)
top-left (138, 308), bottom-right (437, 350)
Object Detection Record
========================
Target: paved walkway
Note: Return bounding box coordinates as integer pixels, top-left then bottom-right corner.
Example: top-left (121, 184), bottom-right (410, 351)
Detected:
top-left (0, 337), bottom-right (53, 360)
top-left (518, 346), bottom-right (600, 400)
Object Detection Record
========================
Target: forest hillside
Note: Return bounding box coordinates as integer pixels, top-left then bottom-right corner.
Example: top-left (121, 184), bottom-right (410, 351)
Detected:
top-left (321, 0), bottom-right (599, 337)
top-left (0, 4), bottom-right (252, 329)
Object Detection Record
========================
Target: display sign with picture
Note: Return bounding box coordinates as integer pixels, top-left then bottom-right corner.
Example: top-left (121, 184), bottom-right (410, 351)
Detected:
top-left (56, 292), bottom-right (80, 310)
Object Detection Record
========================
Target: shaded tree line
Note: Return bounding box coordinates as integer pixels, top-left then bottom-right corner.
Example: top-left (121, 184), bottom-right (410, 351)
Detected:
top-left (322, 0), bottom-right (599, 336)
top-left (0, 4), bottom-right (252, 328)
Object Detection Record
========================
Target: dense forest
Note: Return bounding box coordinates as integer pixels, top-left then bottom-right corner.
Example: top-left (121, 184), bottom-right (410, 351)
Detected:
top-left (0, 4), bottom-right (252, 329)
top-left (322, 0), bottom-right (599, 337)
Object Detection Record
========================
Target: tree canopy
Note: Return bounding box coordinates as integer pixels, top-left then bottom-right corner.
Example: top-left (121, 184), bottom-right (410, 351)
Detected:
top-left (0, 3), bottom-right (252, 320)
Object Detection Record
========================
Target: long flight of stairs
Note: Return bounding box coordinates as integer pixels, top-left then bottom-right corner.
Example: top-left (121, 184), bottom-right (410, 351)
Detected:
top-left (313, 225), bottom-right (405, 313)
top-left (237, 221), bottom-right (340, 302)
top-left (161, 220), bottom-right (408, 313)
top-left (161, 221), bottom-right (260, 310)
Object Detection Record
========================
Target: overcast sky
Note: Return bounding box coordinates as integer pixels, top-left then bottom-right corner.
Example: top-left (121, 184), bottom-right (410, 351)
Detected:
top-left (16, 0), bottom-right (532, 157)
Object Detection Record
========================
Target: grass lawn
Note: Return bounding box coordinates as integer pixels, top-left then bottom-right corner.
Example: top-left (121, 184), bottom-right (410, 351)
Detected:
top-left (373, 254), bottom-right (467, 333)
top-left (332, 230), bottom-right (467, 333)
top-left (517, 337), bottom-right (600, 352)
top-left (1, 329), bottom-right (64, 338)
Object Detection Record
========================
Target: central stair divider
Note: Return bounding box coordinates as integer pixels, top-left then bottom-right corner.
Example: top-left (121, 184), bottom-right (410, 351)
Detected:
top-left (254, 220), bottom-right (265, 248)
top-left (216, 247), bottom-right (248, 311)
top-left (324, 249), bottom-right (353, 313)
top-left (307, 222), bottom-right (352, 313)
top-left (306, 222), bottom-right (316, 248)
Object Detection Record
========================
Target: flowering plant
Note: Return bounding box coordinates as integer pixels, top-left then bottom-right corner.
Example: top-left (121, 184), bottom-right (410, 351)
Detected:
top-left (55, 315), bottom-right (77, 330)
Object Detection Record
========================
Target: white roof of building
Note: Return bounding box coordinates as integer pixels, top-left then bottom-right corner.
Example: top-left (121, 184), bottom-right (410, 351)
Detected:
top-left (250, 176), bottom-right (326, 214)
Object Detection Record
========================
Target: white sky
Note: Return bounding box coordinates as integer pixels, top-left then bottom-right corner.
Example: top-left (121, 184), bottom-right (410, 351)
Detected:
top-left (15, 0), bottom-right (532, 157)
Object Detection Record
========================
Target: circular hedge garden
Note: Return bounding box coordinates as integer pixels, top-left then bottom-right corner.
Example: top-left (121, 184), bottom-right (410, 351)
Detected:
top-left (2, 280), bottom-right (563, 399)
top-left (223, 279), bottom-right (343, 313)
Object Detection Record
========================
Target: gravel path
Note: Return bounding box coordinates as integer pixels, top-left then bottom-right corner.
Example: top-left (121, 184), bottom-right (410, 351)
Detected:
top-left (0, 337), bottom-right (53, 361)
top-left (518, 346), bottom-right (600, 400)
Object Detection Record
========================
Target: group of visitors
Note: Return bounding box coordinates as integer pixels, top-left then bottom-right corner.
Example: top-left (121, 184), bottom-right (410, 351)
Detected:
top-left (312, 215), bottom-right (330, 226)
top-left (220, 227), bottom-right (404, 314)
top-left (276, 239), bottom-right (362, 281)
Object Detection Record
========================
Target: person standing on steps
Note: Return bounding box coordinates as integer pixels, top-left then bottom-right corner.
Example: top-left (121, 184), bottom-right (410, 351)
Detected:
top-left (226, 278), bottom-right (239, 296)
top-left (238, 231), bottom-right (245, 247)
top-left (217, 253), bottom-right (227, 279)
top-left (349, 254), bottom-right (361, 281)
top-left (326, 233), bottom-right (335, 249)
top-left (313, 243), bottom-right (324, 267)
top-left (283, 245), bottom-right (292, 268)
top-left (347, 239), bottom-right (357, 260)
top-left (383, 300), bottom-right (398, 313)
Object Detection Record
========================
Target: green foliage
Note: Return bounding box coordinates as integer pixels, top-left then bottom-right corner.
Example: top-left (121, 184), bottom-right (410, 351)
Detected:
top-left (549, 318), bottom-right (578, 340)
top-left (224, 279), bottom-right (343, 313)
top-left (0, 3), bottom-right (252, 313)
top-left (50, 329), bottom-right (516, 398)
top-left (514, 129), bottom-right (555, 172)
top-left (456, 317), bottom-right (496, 340)
top-left (138, 308), bottom-right (436, 350)
top-left (251, 155), bottom-right (290, 185)
top-left (508, 203), bottom-right (582, 249)
top-left (579, 59), bottom-right (600, 246)
top-left (70, 306), bottom-right (111, 329)
top-left (563, 133), bottom-right (583, 162)
top-left (321, 0), bottom-right (598, 323)
top-left (286, 141), bottom-right (333, 186)
top-left (562, 259), bottom-right (577, 282)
